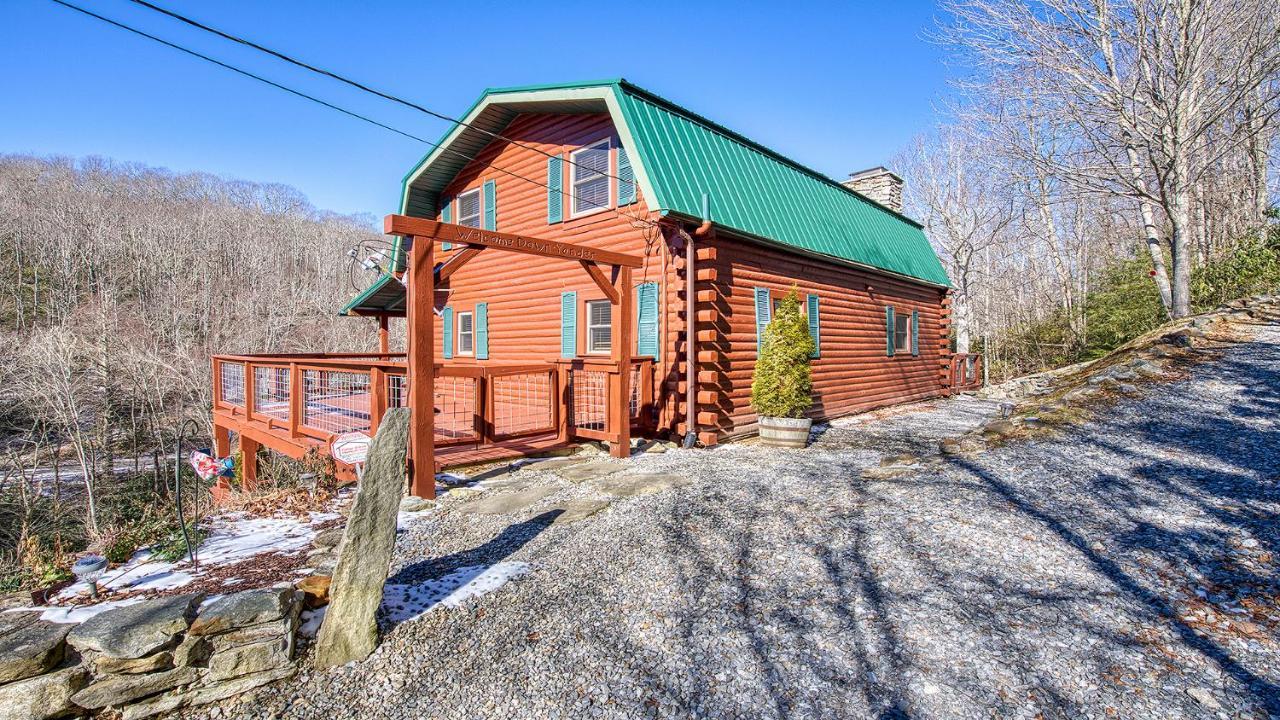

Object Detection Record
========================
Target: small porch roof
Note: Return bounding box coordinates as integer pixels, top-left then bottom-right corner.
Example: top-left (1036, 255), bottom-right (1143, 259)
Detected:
top-left (340, 273), bottom-right (405, 316)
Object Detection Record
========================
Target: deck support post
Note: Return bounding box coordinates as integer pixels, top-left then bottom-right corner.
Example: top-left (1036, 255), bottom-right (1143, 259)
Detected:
top-left (611, 265), bottom-right (633, 458)
top-left (213, 425), bottom-right (231, 457)
top-left (238, 433), bottom-right (259, 491)
top-left (378, 315), bottom-right (390, 354)
top-left (405, 236), bottom-right (436, 498)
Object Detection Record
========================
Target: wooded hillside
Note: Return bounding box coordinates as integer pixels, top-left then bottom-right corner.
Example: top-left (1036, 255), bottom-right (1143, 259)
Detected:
top-left (0, 154), bottom-right (383, 571)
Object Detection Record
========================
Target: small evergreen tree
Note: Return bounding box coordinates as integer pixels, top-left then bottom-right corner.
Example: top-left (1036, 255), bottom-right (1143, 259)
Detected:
top-left (751, 289), bottom-right (815, 418)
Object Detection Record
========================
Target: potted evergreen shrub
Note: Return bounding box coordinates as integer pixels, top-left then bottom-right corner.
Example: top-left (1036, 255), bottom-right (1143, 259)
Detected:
top-left (751, 289), bottom-right (816, 447)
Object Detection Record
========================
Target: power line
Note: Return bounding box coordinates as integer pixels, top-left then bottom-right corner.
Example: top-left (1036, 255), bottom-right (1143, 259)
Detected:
top-left (48, 0), bottom-right (660, 231)
top-left (124, 0), bottom-right (645, 195)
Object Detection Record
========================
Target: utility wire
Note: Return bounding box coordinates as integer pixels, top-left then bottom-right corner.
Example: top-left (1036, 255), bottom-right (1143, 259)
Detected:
top-left (49, 0), bottom-right (660, 231)
top-left (124, 0), bottom-right (649, 198)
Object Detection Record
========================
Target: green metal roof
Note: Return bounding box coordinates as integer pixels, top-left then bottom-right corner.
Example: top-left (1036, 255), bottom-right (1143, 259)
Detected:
top-left (347, 79), bottom-right (949, 312)
top-left (339, 273), bottom-right (405, 316)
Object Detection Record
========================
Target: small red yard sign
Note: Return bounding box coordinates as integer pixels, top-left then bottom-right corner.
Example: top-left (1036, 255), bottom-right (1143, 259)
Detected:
top-left (331, 431), bottom-right (371, 465)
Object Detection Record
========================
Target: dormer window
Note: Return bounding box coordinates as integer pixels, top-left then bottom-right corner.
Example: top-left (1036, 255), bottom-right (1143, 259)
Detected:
top-left (570, 139), bottom-right (611, 217)
top-left (456, 188), bottom-right (481, 227)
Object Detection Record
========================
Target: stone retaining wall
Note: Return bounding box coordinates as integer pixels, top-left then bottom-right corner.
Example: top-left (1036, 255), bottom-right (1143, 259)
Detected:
top-left (0, 587), bottom-right (303, 720)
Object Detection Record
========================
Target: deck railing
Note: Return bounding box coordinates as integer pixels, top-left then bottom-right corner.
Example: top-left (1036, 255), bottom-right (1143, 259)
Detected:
top-left (949, 353), bottom-right (984, 391)
top-left (212, 353), bottom-right (654, 454)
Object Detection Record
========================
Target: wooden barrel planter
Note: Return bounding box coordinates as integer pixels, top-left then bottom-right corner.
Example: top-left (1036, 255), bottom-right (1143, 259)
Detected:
top-left (758, 416), bottom-right (813, 448)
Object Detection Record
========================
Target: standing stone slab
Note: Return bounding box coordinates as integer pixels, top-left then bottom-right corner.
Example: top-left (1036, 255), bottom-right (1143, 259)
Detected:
top-left (313, 408), bottom-right (408, 668)
top-left (67, 594), bottom-right (201, 659)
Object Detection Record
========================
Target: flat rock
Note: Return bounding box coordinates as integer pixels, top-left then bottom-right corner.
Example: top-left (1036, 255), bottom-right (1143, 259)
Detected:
top-left (206, 617), bottom-right (293, 652)
top-left (983, 420), bottom-right (1019, 437)
top-left (67, 593), bottom-right (201, 659)
top-left (457, 486), bottom-right (557, 515)
top-left (95, 650), bottom-right (174, 675)
top-left (558, 461), bottom-right (627, 483)
top-left (548, 499), bottom-right (611, 525)
top-left (207, 636), bottom-right (291, 681)
top-left (879, 453), bottom-right (918, 467)
top-left (311, 527), bottom-right (344, 550)
top-left (297, 575), bottom-right (331, 608)
top-left (594, 473), bottom-right (692, 498)
top-left (0, 613), bottom-right (69, 684)
top-left (0, 664), bottom-right (90, 720)
top-left (172, 634), bottom-right (210, 667)
top-left (519, 457), bottom-right (585, 472)
top-left (121, 665), bottom-right (296, 720)
top-left (71, 665), bottom-right (200, 709)
top-left (398, 496), bottom-right (435, 513)
top-left (189, 587), bottom-right (295, 636)
top-left (313, 408), bottom-right (408, 668)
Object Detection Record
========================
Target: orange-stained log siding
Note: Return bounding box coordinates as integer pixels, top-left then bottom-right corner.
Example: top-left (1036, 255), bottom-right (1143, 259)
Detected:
top-left (691, 232), bottom-right (949, 438)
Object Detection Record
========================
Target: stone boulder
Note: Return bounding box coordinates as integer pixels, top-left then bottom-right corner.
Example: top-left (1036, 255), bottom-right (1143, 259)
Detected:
top-left (0, 612), bottom-right (70, 684)
top-left (68, 594), bottom-right (201, 659)
top-left (94, 650), bottom-right (174, 675)
top-left (311, 527), bottom-right (345, 550)
top-left (189, 587), bottom-right (295, 636)
top-left (207, 637), bottom-right (291, 682)
top-left (313, 408), bottom-right (409, 668)
top-left (0, 664), bottom-right (90, 720)
top-left (71, 665), bottom-right (200, 710)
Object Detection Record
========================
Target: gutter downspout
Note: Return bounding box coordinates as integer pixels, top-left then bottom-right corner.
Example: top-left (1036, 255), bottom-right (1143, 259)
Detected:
top-left (683, 193), bottom-right (713, 448)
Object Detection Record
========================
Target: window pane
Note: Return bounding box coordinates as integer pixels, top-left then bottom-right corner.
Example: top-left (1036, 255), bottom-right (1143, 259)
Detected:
top-left (574, 176), bottom-right (609, 214)
top-left (573, 145), bottom-right (609, 180)
top-left (894, 315), bottom-right (909, 351)
top-left (589, 327), bottom-right (611, 352)
top-left (587, 300), bottom-right (612, 353)
top-left (459, 314), bottom-right (473, 333)
top-left (572, 143), bottom-right (609, 214)
top-left (589, 300), bottom-right (611, 326)
top-left (457, 190), bottom-right (481, 227)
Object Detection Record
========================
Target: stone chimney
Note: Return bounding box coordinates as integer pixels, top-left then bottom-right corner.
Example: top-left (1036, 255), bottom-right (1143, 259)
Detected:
top-left (842, 166), bottom-right (904, 213)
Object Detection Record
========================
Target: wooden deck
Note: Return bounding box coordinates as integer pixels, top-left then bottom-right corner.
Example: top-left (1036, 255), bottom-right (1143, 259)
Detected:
top-left (210, 353), bottom-right (653, 486)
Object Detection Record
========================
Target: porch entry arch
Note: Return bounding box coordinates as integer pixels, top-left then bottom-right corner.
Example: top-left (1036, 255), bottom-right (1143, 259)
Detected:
top-left (384, 215), bottom-right (643, 498)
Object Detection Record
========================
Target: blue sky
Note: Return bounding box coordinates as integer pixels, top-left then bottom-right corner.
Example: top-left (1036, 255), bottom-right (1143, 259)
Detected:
top-left (2, 0), bottom-right (954, 221)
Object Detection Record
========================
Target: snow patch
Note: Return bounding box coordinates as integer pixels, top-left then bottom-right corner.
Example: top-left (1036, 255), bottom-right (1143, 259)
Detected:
top-left (380, 562), bottom-right (531, 624)
top-left (298, 606), bottom-right (327, 639)
top-left (4, 598), bottom-right (146, 624)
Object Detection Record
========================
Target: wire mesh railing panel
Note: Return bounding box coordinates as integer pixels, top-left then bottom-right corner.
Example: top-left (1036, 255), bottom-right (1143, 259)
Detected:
top-left (387, 374), bottom-right (408, 408)
top-left (302, 369), bottom-right (371, 435)
top-left (435, 376), bottom-right (479, 443)
top-left (492, 372), bottom-right (554, 438)
top-left (253, 366), bottom-right (291, 422)
top-left (570, 369), bottom-right (609, 431)
top-left (219, 362), bottom-right (245, 407)
top-left (629, 363), bottom-right (641, 419)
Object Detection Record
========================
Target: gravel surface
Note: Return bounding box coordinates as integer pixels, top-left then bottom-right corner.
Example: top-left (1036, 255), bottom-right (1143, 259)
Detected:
top-left (218, 328), bottom-right (1278, 720)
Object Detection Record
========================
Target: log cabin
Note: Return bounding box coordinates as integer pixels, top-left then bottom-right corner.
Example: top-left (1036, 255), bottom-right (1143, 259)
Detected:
top-left (210, 79), bottom-right (981, 498)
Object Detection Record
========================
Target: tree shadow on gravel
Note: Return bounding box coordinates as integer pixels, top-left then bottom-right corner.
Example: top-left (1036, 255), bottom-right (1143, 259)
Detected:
top-left (386, 510), bottom-right (560, 585)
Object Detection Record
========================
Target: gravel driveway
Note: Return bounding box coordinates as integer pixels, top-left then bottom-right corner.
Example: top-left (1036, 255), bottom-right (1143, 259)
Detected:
top-left (245, 327), bottom-right (1280, 720)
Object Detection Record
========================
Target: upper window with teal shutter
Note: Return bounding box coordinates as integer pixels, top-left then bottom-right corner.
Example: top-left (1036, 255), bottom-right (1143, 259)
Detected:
top-left (570, 138), bottom-right (611, 217)
top-left (617, 147), bottom-right (636, 205)
top-left (482, 180), bottom-right (496, 231)
top-left (547, 154), bottom-right (564, 224)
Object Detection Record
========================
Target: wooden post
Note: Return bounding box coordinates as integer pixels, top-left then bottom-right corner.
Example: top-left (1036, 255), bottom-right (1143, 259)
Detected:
top-left (370, 366), bottom-right (387, 437)
top-left (405, 236), bottom-right (436, 498)
top-left (238, 434), bottom-right (259, 491)
top-left (555, 364), bottom-right (570, 444)
top-left (288, 363), bottom-right (303, 438)
top-left (213, 425), bottom-right (231, 457)
top-left (611, 265), bottom-right (633, 458)
top-left (378, 315), bottom-right (390, 354)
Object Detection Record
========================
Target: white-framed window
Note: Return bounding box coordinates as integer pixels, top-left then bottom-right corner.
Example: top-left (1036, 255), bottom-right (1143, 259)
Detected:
top-left (456, 188), bottom-right (481, 228)
top-left (586, 299), bottom-right (612, 354)
top-left (893, 311), bottom-right (910, 353)
top-left (457, 311), bottom-right (474, 355)
top-left (570, 138), bottom-right (611, 217)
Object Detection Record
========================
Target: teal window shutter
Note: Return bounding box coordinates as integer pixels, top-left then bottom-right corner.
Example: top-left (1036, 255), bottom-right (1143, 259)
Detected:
top-left (547, 155), bottom-right (564, 223)
top-left (617, 147), bottom-right (636, 205)
top-left (560, 291), bottom-right (577, 358)
top-left (886, 306), bottom-right (895, 357)
top-left (442, 306), bottom-right (454, 359)
top-left (475, 302), bottom-right (489, 360)
top-left (441, 198), bottom-right (453, 251)
top-left (635, 282), bottom-right (658, 356)
top-left (911, 310), bottom-right (920, 356)
top-left (483, 179), bottom-right (497, 231)
top-left (807, 294), bottom-right (821, 359)
top-left (754, 287), bottom-right (772, 354)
